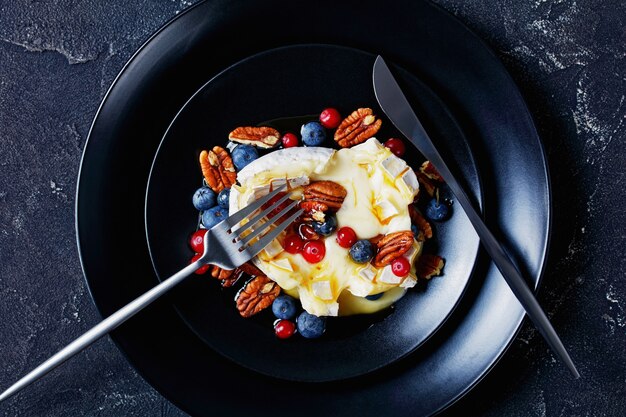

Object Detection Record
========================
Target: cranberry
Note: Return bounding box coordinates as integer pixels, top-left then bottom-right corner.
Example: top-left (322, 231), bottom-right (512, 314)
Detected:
top-left (384, 138), bottom-right (406, 157)
top-left (190, 254), bottom-right (210, 275)
top-left (336, 226), bottom-right (357, 248)
top-left (302, 240), bottom-right (326, 263)
top-left (189, 229), bottom-right (208, 253)
top-left (391, 257), bottom-right (411, 277)
top-left (319, 108), bottom-right (342, 129)
top-left (262, 191), bottom-right (290, 218)
top-left (282, 132), bottom-right (299, 148)
top-left (283, 234), bottom-right (305, 254)
top-left (274, 319), bottom-right (296, 339)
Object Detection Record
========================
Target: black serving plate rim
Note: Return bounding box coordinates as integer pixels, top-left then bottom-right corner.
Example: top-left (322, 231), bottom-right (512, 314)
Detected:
top-left (75, 0), bottom-right (552, 415)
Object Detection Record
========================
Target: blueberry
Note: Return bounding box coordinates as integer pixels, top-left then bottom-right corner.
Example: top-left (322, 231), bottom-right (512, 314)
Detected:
top-left (365, 293), bottom-right (384, 301)
top-left (312, 215), bottom-right (337, 236)
top-left (217, 188), bottom-right (230, 209)
top-left (192, 186), bottom-right (216, 211)
top-left (231, 144), bottom-right (259, 170)
top-left (411, 224), bottom-right (419, 238)
top-left (300, 121), bottom-right (326, 147)
top-left (202, 206), bottom-right (228, 229)
top-left (296, 311), bottom-right (326, 339)
top-left (272, 295), bottom-right (298, 320)
top-left (425, 198), bottom-right (450, 221)
top-left (349, 239), bottom-right (375, 263)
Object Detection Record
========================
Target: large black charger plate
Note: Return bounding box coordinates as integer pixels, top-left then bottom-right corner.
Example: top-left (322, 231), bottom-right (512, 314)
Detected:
top-left (145, 44), bottom-right (482, 382)
top-left (76, 0), bottom-right (550, 416)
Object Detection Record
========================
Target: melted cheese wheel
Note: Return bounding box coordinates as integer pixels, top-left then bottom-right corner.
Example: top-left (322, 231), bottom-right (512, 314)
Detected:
top-left (230, 138), bottom-right (421, 316)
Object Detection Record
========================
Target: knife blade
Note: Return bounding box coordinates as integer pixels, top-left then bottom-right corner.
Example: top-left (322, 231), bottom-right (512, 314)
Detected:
top-left (372, 55), bottom-right (579, 378)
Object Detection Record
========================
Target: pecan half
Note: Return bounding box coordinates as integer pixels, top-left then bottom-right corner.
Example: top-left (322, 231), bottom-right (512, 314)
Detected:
top-left (221, 269), bottom-right (244, 288)
top-left (303, 181), bottom-right (347, 211)
top-left (300, 200), bottom-right (329, 213)
top-left (408, 204), bottom-right (433, 240)
top-left (372, 231), bottom-right (414, 268)
top-left (416, 254), bottom-right (445, 279)
top-left (415, 170), bottom-right (436, 197)
top-left (210, 265), bottom-right (235, 280)
top-left (238, 261), bottom-right (264, 277)
top-left (209, 265), bottom-right (243, 287)
top-left (334, 108), bottom-right (382, 148)
top-left (420, 161), bottom-right (444, 182)
top-left (199, 146), bottom-right (237, 192)
top-left (235, 276), bottom-right (281, 318)
top-left (228, 126), bottom-right (280, 148)
top-left (298, 223), bottom-right (321, 241)
top-left (368, 234), bottom-right (384, 245)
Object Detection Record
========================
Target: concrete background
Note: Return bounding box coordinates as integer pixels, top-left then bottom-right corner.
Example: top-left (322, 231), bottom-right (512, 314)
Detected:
top-left (1, 0), bottom-right (624, 415)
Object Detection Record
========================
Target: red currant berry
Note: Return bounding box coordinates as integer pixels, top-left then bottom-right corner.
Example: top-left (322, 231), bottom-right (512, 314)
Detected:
top-left (262, 191), bottom-right (290, 218)
top-left (391, 257), bottom-right (411, 277)
top-left (336, 226), bottom-right (357, 248)
top-left (319, 108), bottom-right (342, 129)
top-left (274, 319), bottom-right (296, 339)
top-left (283, 234), bottom-right (305, 254)
top-left (302, 240), bottom-right (326, 263)
top-left (384, 138), bottom-right (406, 157)
top-left (190, 253), bottom-right (210, 275)
top-left (189, 229), bottom-right (208, 253)
top-left (282, 132), bottom-right (299, 148)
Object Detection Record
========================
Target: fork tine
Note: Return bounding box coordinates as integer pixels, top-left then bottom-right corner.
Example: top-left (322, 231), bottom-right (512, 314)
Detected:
top-left (225, 183), bottom-right (288, 228)
top-left (243, 209), bottom-right (304, 259)
top-left (238, 200), bottom-right (299, 246)
top-left (232, 192), bottom-right (293, 238)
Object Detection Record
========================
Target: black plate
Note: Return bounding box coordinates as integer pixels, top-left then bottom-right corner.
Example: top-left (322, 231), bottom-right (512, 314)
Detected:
top-left (77, 1), bottom-right (550, 415)
top-left (145, 44), bottom-right (482, 382)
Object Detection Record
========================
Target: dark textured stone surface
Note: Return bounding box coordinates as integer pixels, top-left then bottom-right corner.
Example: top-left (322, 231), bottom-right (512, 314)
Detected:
top-left (0, 1), bottom-right (624, 416)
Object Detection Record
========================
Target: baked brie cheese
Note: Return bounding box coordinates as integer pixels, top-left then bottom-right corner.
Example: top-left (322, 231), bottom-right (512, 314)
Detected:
top-left (229, 138), bottom-right (422, 316)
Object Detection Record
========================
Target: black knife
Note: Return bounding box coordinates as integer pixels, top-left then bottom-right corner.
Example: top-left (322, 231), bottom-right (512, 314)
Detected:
top-left (372, 55), bottom-right (579, 378)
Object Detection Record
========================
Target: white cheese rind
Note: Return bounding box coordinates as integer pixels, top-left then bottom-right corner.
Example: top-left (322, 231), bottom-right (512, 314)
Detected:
top-left (378, 265), bottom-right (403, 284)
top-left (381, 154), bottom-right (408, 178)
top-left (236, 147), bottom-right (334, 185)
top-left (397, 169), bottom-right (420, 198)
top-left (262, 239), bottom-right (283, 259)
top-left (269, 258), bottom-right (293, 272)
top-left (312, 281), bottom-right (333, 300)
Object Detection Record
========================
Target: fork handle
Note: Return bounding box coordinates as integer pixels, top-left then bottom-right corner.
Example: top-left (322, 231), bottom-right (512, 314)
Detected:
top-left (0, 261), bottom-right (202, 403)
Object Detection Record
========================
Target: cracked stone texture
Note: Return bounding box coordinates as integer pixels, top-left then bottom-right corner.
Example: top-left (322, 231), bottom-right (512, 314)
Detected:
top-left (0, 0), bottom-right (624, 416)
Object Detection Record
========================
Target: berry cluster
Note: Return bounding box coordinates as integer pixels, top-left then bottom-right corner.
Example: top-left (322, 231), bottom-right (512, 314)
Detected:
top-left (185, 105), bottom-right (450, 340)
top-left (271, 295), bottom-right (326, 339)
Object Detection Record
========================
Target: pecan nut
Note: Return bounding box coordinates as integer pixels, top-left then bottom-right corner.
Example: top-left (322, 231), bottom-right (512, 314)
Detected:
top-left (368, 234), bottom-right (384, 245)
top-left (300, 200), bottom-right (329, 216)
top-left (210, 265), bottom-right (235, 280)
top-left (238, 261), bottom-right (264, 277)
top-left (420, 161), bottom-right (444, 182)
top-left (209, 265), bottom-right (243, 288)
top-left (372, 231), bottom-right (414, 268)
top-left (298, 223), bottom-right (321, 241)
top-left (199, 146), bottom-right (237, 192)
top-left (415, 170), bottom-right (436, 197)
top-left (221, 269), bottom-right (244, 288)
top-left (235, 276), bottom-right (280, 318)
top-left (416, 254), bottom-right (445, 279)
top-left (334, 108), bottom-right (382, 148)
top-left (228, 126), bottom-right (280, 148)
top-left (408, 204), bottom-right (433, 240)
top-left (303, 181), bottom-right (347, 211)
